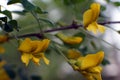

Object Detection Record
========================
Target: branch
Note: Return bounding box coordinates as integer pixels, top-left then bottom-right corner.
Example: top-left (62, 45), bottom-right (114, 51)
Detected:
top-left (31, 11), bottom-right (43, 34)
top-left (11, 22), bottom-right (82, 39)
top-left (99, 21), bottom-right (120, 25)
top-left (44, 22), bottom-right (83, 33)
top-left (10, 21), bottom-right (120, 39)
top-left (10, 33), bottom-right (44, 39)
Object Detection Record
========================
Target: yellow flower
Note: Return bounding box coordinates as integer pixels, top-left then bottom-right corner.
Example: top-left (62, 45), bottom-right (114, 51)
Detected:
top-left (69, 51), bottom-right (104, 80)
top-left (56, 32), bottom-right (82, 45)
top-left (0, 35), bottom-right (8, 43)
top-left (81, 66), bottom-right (102, 80)
top-left (18, 38), bottom-right (50, 66)
top-left (0, 46), bottom-right (5, 53)
top-left (77, 51), bottom-right (104, 70)
top-left (0, 35), bottom-right (8, 53)
top-left (0, 60), bottom-right (6, 68)
top-left (67, 49), bottom-right (81, 59)
top-left (83, 3), bottom-right (105, 34)
top-left (0, 68), bottom-right (11, 80)
top-left (0, 60), bottom-right (10, 80)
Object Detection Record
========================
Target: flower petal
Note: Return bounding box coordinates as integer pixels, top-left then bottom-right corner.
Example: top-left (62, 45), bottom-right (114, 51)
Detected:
top-left (0, 46), bottom-right (5, 53)
top-left (32, 41), bottom-right (42, 53)
top-left (21, 53), bottom-right (32, 66)
top-left (56, 32), bottom-right (82, 44)
top-left (83, 3), bottom-right (100, 27)
top-left (83, 9), bottom-right (93, 27)
top-left (83, 3), bottom-right (105, 34)
top-left (67, 49), bottom-right (81, 59)
top-left (80, 51), bottom-right (104, 70)
top-left (87, 66), bottom-right (102, 73)
top-left (41, 53), bottom-right (50, 65)
top-left (66, 37), bottom-right (83, 44)
top-left (0, 35), bottom-right (8, 43)
top-left (42, 39), bottom-right (50, 51)
top-left (81, 71), bottom-right (94, 80)
top-left (92, 73), bottom-right (102, 80)
top-left (43, 57), bottom-right (50, 65)
top-left (90, 3), bottom-right (100, 21)
top-left (97, 24), bottom-right (106, 33)
top-left (87, 22), bottom-right (98, 34)
top-left (33, 39), bottom-right (50, 53)
top-left (30, 41), bottom-right (38, 52)
top-left (0, 68), bottom-right (11, 80)
top-left (0, 61), bottom-right (6, 68)
top-left (18, 38), bottom-right (32, 53)
top-left (32, 56), bottom-right (40, 65)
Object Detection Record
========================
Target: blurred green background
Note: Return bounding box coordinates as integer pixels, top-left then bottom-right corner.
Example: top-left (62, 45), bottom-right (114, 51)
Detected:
top-left (1, 0), bottom-right (120, 80)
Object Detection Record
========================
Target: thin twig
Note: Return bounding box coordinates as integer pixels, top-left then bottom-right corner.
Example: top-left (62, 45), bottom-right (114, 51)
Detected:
top-left (31, 11), bottom-right (43, 34)
top-left (11, 22), bottom-right (83, 39)
top-left (44, 24), bottom-right (82, 33)
top-left (99, 21), bottom-right (120, 25)
top-left (53, 43), bottom-right (69, 61)
top-left (79, 28), bottom-right (120, 50)
top-left (10, 21), bottom-right (120, 39)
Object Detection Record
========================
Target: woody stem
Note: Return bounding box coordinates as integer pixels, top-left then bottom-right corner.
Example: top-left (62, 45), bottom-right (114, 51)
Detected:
top-left (10, 21), bottom-right (120, 39)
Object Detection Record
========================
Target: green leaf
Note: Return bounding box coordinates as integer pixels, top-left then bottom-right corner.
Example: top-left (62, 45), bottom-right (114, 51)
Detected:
top-left (74, 32), bottom-right (86, 38)
top-left (0, 17), bottom-right (7, 23)
top-left (0, 21), bottom-right (2, 26)
top-left (3, 23), bottom-right (13, 32)
top-left (39, 18), bottom-right (55, 27)
top-left (90, 41), bottom-right (97, 49)
top-left (20, 0), bottom-right (36, 11)
top-left (0, 10), bottom-right (12, 19)
top-left (20, 0), bottom-right (47, 14)
top-left (7, 0), bottom-right (21, 5)
top-left (113, 2), bottom-right (120, 6)
top-left (102, 58), bottom-right (110, 66)
top-left (12, 10), bottom-right (28, 15)
top-left (8, 20), bottom-right (19, 31)
top-left (105, 0), bottom-right (110, 3)
top-left (74, 32), bottom-right (86, 43)
top-left (35, 7), bottom-right (48, 14)
top-left (79, 47), bottom-right (88, 56)
top-left (101, 6), bottom-right (106, 11)
top-left (71, 0), bottom-right (84, 4)
top-left (63, 0), bottom-right (84, 6)
top-left (50, 43), bottom-right (61, 55)
top-left (63, 0), bottom-right (72, 6)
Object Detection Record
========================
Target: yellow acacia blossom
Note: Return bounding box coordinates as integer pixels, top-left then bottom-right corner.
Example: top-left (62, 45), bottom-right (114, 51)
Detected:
top-left (0, 35), bottom-right (8, 53)
top-left (0, 60), bottom-right (11, 80)
top-left (68, 50), bottom-right (104, 80)
top-left (83, 3), bottom-right (105, 34)
top-left (56, 32), bottom-right (82, 45)
top-left (0, 68), bottom-right (11, 80)
top-left (18, 38), bottom-right (50, 66)
top-left (67, 49), bottom-right (81, 59)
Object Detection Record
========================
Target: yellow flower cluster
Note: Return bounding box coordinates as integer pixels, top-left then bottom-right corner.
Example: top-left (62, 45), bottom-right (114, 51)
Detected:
top-left (83, 3), bottom-right (105, 34)
top-left (67, 49), bottom-right (104, 80)
top-left (18, 38), bottom-right (50, 66)
top-left (56, 32), bottom-right (83, 45)
top-left (0, 35), bottom-right (8, 53)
